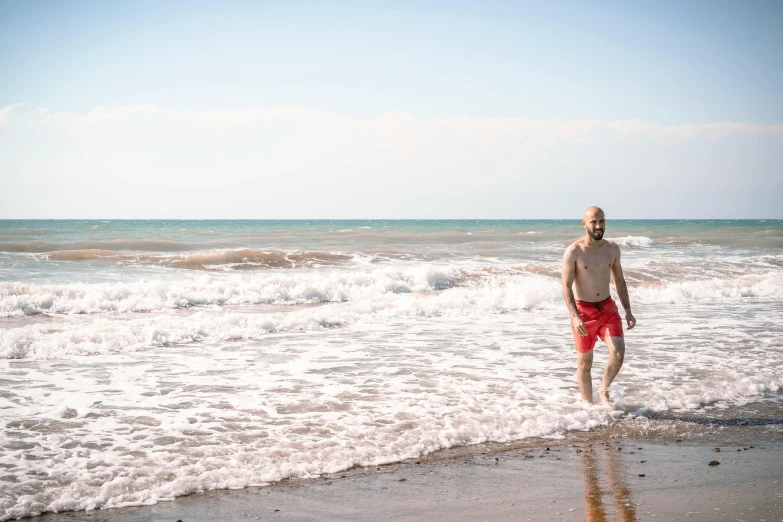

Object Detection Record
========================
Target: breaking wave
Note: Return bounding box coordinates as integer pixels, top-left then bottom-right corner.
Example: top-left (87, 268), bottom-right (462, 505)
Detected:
top-left (634, 273), bottom-right (783, 304)
top-left (0, 273), bottom-right (561, 359)
top-left (0, 266), bottom-right (464, 317)
top-left (3, 265), bottom-right (780, 319)
top-left (2, 269), bottom-right (782, 359)
top-left (610, 236), bottom-right (654, 248)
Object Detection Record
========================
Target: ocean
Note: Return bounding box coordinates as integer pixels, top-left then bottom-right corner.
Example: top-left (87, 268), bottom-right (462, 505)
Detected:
top-left (1, 219), bottom-right (781, 520)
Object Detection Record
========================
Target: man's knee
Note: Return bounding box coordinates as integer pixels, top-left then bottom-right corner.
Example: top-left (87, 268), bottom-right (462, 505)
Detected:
top-left (607, 337), bottom-right (625, 368)
top-left (577, 351), bottom-right (593, 372)
top-left (608, 336), bottom-right (625, 354)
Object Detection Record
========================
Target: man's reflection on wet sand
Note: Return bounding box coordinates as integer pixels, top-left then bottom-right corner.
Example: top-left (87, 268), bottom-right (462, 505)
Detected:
top-left (579, 443), bottom-right (636, 522)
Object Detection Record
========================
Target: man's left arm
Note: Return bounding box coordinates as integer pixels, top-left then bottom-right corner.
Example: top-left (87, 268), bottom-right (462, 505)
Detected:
top-left (611, 246), bottom-right (637, 330)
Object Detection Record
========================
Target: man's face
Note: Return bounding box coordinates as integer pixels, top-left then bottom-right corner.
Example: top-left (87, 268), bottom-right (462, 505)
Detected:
top-left (582, 213), bottom-right (605, 240)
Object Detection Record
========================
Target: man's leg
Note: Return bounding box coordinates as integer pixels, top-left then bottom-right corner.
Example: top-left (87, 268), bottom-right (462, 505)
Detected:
top-left (576, 349), bottom-right (594, 403)
top-left (598, 336), bottom-right (625, 404)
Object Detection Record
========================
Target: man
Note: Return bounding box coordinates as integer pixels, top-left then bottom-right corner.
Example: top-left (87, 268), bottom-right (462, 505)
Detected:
top-left (561, 206), bottom-right (636, 405)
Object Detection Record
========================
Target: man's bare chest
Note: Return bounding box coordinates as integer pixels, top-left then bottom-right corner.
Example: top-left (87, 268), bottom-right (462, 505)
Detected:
top-left (575, 249), bottom-right (613, 277)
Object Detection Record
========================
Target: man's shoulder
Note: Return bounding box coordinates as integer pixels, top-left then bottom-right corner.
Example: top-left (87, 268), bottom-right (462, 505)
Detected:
top-left (564, 238), bottom-right (584, 257)
top-left (602, 239), bottom-right (622, 257)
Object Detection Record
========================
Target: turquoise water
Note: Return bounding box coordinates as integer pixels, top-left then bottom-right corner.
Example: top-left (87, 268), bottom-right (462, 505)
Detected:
top-left (2, 219), bottom-right (781, 247)
top-left (1, 219), bottom-right (781, 284)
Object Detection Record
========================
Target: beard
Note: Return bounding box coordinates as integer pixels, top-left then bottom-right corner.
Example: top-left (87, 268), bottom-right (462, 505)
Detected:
top-left (588, 229), bottom-right (604, 240)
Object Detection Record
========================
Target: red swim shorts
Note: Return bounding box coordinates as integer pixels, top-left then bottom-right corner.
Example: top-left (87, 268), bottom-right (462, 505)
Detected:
top-left (572, 297), bottom-right (624, 353)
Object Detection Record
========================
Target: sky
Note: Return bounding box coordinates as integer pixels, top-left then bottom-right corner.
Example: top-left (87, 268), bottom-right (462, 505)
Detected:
top-left (1, 0), bottom-right (781, 218)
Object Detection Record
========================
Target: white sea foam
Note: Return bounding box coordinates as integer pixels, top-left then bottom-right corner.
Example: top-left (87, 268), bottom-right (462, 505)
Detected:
top-left (611, 235), bottom-right (654, 247)
top-left (2, 266), bottom-right (780, 320)
top-left (634, 272), bottom-right (783, 304)
top-left (0, 274), bottom-right (561, 359)
top-left (3, 270), bottom-right (782, 360)
top-left (1, 301), bottom-right (781, 521)
top-left (0, 265), bottom-right (465, 317)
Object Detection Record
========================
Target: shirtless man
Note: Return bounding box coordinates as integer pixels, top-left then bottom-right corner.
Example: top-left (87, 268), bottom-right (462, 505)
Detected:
top-left (562, 206), bottom-right (636, 405)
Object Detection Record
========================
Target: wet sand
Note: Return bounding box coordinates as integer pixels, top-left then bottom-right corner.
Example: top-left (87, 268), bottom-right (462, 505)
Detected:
top-left (34, 436), bottom-right (783, 522)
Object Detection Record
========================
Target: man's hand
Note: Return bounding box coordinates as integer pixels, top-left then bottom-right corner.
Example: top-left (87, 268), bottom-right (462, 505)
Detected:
top-left (571, 315), bottom-right (587, 336)
top-left (626, 310), bottom-right (636, 330)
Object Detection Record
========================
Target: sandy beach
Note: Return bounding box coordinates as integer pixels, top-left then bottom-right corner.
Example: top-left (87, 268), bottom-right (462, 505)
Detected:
top-left (32, 414), bottom-right (783, 522)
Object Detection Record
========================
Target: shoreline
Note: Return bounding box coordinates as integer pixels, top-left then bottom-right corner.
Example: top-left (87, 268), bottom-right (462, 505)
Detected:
top-left (31, 412), bottom-right (783, 522)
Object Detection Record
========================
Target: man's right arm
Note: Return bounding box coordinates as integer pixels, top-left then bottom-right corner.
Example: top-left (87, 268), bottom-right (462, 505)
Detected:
top-left (562, 246), bottom-right (587, 336)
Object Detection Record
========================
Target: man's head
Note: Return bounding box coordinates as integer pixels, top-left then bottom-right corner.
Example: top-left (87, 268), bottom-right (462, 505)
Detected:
top-left (582, 206), bottom-right (605, 241)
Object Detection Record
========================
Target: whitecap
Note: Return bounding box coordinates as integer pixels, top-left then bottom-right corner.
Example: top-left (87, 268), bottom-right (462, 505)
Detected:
top-left (611, 236), bottom-right (654, 248)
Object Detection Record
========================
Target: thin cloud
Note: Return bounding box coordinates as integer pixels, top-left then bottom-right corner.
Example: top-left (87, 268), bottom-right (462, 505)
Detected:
top-left (3, 103), bottom-right (781, 137)
top-left (1, 104), bottom-right (781, 218)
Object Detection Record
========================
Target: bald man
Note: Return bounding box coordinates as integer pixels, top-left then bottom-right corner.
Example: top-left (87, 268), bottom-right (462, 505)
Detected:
top-left (561, 207), bottom-right (636, 405)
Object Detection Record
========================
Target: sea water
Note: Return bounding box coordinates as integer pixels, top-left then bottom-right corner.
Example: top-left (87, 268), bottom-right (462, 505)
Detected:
top-left (1, 220), bottom-right (781, 519)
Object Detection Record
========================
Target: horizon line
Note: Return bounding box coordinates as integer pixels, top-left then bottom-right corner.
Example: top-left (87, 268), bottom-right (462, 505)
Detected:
top-left (1, 218), bottom-right (780, 221)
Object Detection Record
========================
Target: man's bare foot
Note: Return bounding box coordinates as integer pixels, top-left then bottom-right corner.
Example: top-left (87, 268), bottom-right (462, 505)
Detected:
top-left (598, 388), bottom-right (611, 406)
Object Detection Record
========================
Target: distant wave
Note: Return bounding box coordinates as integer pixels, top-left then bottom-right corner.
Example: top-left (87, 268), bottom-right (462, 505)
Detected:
top-left (610, 236), bottom-right (654, 248)
top-left (0, 239), bottom-right (193, 252)
top-left (22, 248), bottom-right (355, 271)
